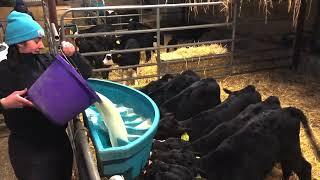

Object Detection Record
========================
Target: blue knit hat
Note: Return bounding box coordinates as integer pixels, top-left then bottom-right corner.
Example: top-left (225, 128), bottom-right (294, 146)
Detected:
top-left (5, 11), bottom-right (45, 46)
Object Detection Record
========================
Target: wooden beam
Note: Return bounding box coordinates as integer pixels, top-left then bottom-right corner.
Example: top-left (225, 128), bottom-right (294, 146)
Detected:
top-left (292, 0), bottom-right (307, 70)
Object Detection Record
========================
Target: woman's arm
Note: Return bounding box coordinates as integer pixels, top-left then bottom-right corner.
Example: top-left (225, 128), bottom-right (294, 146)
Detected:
top-left (61, 41), bottom-right (92, 79)
top-left (0, 89), bottom-right (33, 112)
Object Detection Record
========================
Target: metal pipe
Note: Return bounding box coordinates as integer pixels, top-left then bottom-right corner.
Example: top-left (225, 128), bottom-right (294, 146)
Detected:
top-left (79, 39), bottom-right (232, 57)
top-left (47, 0), bottom-right (58, 27)
top-left (60, 2), bottom-right (224, 39)
top-left (64, 13), bottom-right (142, 20)
top-left (100, 74), bottom-right (159, 82)
top-left (92, 63), bottom-right (158, 72)
top-left (72, 117), bottom-right (101, 180)
top-left (230, 0), bottom-right (237, 67)
top-left (66, 22), bottom-right (232, 39)
top-left (63, 2), bottom-right (224, 12)
top-left (51, 23), bottom-right (60, 41)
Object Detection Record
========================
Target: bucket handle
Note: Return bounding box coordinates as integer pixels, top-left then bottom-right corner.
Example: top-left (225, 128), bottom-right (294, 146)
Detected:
top-left (58, 45), bottom-right (83, 77)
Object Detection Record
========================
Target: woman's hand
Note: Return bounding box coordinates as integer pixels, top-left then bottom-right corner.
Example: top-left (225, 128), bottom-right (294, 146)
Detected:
top-left (61, 41), bottom-right (76, 57)
top-left (0, 89), bottom-right (34, 109)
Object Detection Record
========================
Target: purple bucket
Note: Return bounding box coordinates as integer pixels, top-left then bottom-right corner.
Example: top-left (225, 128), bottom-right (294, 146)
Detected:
top-left (28, 54), bottom-right (100, 125)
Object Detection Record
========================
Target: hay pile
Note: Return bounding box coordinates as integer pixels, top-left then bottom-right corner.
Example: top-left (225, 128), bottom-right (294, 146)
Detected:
top-left (160, 44), bottom-right (227, 61)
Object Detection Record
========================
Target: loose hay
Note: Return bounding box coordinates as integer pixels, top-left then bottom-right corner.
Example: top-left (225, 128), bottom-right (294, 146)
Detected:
top-left (160, 44), bottom-right (227, 61)
top-left (159, 44), bottom-right (229, 75)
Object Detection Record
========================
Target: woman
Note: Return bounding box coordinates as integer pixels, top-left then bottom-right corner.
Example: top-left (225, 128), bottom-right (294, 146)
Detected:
top-left (0, 11), bottom-right (92, 180)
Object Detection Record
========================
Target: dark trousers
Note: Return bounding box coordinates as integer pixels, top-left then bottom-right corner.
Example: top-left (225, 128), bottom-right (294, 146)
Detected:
top-left (8, 132), bottom-right (73, 180)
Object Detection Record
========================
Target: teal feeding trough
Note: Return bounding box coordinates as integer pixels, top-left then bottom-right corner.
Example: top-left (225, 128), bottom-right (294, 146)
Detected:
top-left (83, 79), bottom-right (160, 180)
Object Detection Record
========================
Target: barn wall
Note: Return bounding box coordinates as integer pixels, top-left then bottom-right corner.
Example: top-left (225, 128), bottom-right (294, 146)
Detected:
top-left (0, 5), bottom-right (73, 29)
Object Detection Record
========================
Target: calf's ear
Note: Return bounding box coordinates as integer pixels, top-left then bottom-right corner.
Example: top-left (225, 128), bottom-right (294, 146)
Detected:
top-left (223, 88), bottom-right (233, 94)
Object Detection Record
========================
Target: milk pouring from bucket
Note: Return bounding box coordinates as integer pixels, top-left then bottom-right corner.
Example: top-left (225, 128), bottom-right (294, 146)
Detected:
top-left (27, 47), bottom-right (101, 125)
top-left (28, 45), bottom-right (129, 146)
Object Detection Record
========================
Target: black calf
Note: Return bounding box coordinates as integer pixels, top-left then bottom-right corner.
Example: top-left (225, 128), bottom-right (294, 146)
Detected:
top-left (149, 70), bottom-right (200, 106)
top-left (191, 96), bottom-right (281, 155)
top-left (139, 74), bottom-right (174, 95)
top-left (153, 138), bottom-right (192, 151)
top-left (144, 160), bottom-right (193, 180)
top-left (160, 78), bottom-right (221, 121)
top-left (179, 85), bottom-right (261, 140)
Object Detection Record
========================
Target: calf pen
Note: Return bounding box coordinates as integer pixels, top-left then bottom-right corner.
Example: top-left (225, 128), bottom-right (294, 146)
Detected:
top-left (68, 69), bottom-right (320, 180)
top-left (54, 1), bottom-right (318, 179)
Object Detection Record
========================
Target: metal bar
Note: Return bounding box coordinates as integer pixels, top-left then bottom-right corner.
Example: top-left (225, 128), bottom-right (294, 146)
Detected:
top-left (230, 0), bottom-right (237, 68)
top-left (159, 22), bottom-right (232, 32)
top-left (64, 13), bottom-right (142, 20)
top-left (65, 22), bottom-right (231, 39)
top-left (76, 22), bottom-right (129, 29)
top-left (80, 47), bottom-right (157, 56)
top-left (156, 8), bottom-right (160, 79)
top-left (92, 63), bottom-right (158, 72)
top-left (64, 2), bottom-right (224, 12)
top-left (106, 74), bottom-right (159, 82)
top-left (41, 1), bottom-right (54, 54)
top-left (79, 39), bottom-right (232, 56)
top-left (66, 28), bottom-right (156, 38)
top-left (72, 117), bottom-right (101, 180)
top-left (47, 0), bottom-right (58, 27)
top-left (60, 2), bottom-right (225, 39)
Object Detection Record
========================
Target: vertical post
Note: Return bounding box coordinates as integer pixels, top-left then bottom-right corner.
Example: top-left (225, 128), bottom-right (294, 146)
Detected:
top-left (311, 0), bottom-right (320, 52)
top-left (292, 0), bottom-right (307, 70)
top-left (47, 0), bottom-right (58, 28)
top-left (156, 7), bottom-right (161, 79)
top-left (230, 0), bottom-right (238, 74)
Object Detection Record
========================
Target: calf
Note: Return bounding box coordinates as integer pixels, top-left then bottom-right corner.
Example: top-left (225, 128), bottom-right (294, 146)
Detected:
top-left (110, 37), bottom-right (141, 85)
top-left (144, 160), bottom-right (193, 180)
top-left (148, 70), bottom-right (200, 106)
top-left (160, 78), bottom-right (221, 121)
top-left (154, 113), bottom-right (190, 140)
top-left (191, 96), bottom-right (281, 155)
top-left (151, 149), bottom-right (199, 176)
top-left (126, 19), bottom-right (155, 62)
top-left (139, 74), bottom-right (174, 95)
top-left (199, 107), bottom-right (315, 180)
top-left (75, 24), bottom-right (115, 79)
top-left (153, 138), bottom-right (192, 151)
top-left (76, 38), bottom-right (111, 79)
top-left (111, 37), bottom-right (141, 67)
top-left (166, 28), bottom-right (210, 52)
top-left (179, 85), bottom-right (261, 140)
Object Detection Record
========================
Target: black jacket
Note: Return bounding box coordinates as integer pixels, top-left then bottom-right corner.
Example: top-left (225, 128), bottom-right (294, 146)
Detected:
top-left (0, 52), bottom-right (92, 139)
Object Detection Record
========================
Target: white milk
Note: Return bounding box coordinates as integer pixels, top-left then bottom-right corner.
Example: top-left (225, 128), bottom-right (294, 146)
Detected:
top-left (94, 92), bottom-right (129, 147)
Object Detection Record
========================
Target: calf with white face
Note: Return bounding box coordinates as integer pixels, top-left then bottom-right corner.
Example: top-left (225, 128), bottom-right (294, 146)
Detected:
top-left (106, 36), bottom-right (140, 85)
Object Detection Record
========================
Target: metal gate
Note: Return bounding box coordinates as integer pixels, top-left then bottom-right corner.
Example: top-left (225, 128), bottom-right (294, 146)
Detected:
top-left (59, 1), bottom-right (237, 83)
